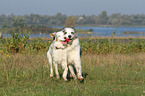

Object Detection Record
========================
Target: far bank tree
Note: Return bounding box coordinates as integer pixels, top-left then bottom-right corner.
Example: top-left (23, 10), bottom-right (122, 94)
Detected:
top-left (65, 16), bottom-right (76, 28)
top-left (98, 11), bottom-right (107, 24)
top-left (12, 16), bottom-right (26, 28)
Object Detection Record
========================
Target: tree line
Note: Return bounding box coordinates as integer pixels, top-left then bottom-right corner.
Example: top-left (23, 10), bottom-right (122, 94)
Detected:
top-left (0, 11), bottom-right (145, 28)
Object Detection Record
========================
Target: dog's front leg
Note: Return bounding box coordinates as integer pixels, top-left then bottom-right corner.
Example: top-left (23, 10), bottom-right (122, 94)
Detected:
top-left (62, 62), bottom-right (68, 81)
top-left (54, 63), bottom-right (60, 79)
top-left (47, 51), bottom-right (54, 78)
top-left (74, 60), bottom-right (84, 81)
top-left (69, 65), bottom-right (77, 80)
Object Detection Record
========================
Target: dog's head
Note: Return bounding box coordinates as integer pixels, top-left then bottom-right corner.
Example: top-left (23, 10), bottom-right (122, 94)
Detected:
top-left (62, 28), bottom-right (77, 42)
top-left (50, 31), bottom-right (66, 48)
top-left (50, 31), bottom-right (65, 42)
top-left (50, 31), bottom-right (69, 45)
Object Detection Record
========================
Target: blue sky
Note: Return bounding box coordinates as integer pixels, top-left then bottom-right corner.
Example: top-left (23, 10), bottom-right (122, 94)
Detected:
top-left (0, 0), bottom-right (145, 16)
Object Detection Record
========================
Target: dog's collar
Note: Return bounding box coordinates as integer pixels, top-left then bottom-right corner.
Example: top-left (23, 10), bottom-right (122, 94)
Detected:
top-left (55, 46), bottom-right (65, 50)
top-left (55, 47), bottom-right (60, 49)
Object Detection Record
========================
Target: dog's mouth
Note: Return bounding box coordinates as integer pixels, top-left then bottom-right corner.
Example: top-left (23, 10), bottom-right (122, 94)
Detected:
top-left (61, 38), bottom-right (72, 45)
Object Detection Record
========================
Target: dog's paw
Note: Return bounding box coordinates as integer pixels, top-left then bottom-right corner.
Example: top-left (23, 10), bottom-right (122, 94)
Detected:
top-left (63, 76), bottom-right (68, 81)
top-left (73, 76), bottom-right (77, 80)
top-left (50, 74), bottom-right (54, 78)
top-left (56, 75), bottom-right (60, 79)
top-left (78, 77), bottom-right (84, 81)
top-left (78, 77), bottom-right (84, 83)
top-left (64, 78), bottom-right (68, 81)
top-left (72, 75), bottom-right (77, 80)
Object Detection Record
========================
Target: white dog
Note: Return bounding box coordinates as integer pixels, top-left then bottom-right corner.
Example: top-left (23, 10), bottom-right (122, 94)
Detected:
top-left (62, 28), bottom-right (84, 81)
top-left (47, 28), bottom-right (84, 81)
top-left (47, 31), bottom-right (68, 81)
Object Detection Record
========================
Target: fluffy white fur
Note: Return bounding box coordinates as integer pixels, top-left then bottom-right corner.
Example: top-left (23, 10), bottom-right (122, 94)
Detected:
top-left (47, 31), bottom-right (68, 81)
top-left (47, 28), bottom-right (84, 81)
top-left (63, 28), bottom-right (84, 80)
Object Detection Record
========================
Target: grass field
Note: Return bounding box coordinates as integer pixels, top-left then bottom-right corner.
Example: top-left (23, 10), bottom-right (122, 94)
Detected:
top-left (1, 34), bottom-right (145, 95)
top-left (1, 52), bottom-right (145, 96)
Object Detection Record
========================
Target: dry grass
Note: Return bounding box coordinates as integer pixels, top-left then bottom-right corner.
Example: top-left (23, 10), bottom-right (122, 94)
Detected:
top-left (1, 52), bottom-right (145, 95)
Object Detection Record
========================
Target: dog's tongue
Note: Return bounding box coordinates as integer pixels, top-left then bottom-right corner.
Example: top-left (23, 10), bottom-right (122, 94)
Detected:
top-left (66, 38), bottom-right (71, 42)
top-left (62, 38), bottom-right (71, 45)
top-left (61, 42), bottom-right (67, 45)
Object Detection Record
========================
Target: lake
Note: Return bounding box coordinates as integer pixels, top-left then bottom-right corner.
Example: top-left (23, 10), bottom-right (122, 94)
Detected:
top-left (2, 26), bottom-right (145, 38)
top-left (53, 26), bottom-right (145, 37)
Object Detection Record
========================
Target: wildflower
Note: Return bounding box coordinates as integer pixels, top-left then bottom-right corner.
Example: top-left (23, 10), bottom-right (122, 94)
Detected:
top-left (23, 36), bottom-right (25, 38)
top-left (7, 54), bottom-right (10, 58)
top-left (0, 50), bottom-right (3, 53)
top-left (137, 63), bottom-right (139, 65)
top-left (49, 41), bottom-right (51, 43)
top-left (22, 44), bottom-right (24, 47)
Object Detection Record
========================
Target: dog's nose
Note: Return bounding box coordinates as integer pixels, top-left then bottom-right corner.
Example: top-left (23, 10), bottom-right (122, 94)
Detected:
top-left (68, 35), bottom-right (72, 39)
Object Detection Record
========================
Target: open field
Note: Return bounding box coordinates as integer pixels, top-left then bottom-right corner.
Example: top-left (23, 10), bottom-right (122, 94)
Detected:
top-left (0, 52), bottom-right (145, 96)
top-left (1, 36), bottom-right (145, 95)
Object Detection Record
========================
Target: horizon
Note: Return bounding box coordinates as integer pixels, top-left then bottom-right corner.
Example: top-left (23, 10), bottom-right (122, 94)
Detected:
top-left (0, 12), bottom-right (145, 16)
top-left (0, 0), bottom-right (145, 16)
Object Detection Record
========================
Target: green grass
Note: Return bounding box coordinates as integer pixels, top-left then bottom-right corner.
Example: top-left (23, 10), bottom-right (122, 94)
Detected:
top-left (76, 29), bottom-right (93, 34)
top-left (1, 37), bottom-right (145, 54)
top-left (123, 31), bottom-right (145, 34)
top-left (1, 52), bottom-right (145, 96)
top-left (1, 34), bottom-right (145, 95)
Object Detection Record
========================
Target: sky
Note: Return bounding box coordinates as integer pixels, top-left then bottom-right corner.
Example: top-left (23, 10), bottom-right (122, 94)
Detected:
top-left (0, 0), bottom-right (145, 16)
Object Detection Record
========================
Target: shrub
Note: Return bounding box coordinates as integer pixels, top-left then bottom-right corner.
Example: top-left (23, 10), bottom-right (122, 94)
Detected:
top-left (1, 30), bottom-right (30, 53)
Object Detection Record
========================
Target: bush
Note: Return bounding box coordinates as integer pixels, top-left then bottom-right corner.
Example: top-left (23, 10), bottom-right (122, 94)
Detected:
top-left (1, 31), bottom-right (30, 53)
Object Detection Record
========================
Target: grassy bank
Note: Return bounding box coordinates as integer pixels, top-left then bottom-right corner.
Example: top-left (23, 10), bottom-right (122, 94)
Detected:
top-left (0, 27), bottom-right (93, 35)
top-left (0, 53), bottom-right (145, 95)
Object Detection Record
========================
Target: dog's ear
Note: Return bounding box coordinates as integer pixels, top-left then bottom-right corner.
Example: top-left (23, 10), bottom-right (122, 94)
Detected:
top-left (72, 27), bottom-right (76, 33)
top-left (62, 28), bottom-right (65, 33)
top-left (50, 32), bottom-right (56, 40)
top-left (50, 32), bottom-right (56, 37)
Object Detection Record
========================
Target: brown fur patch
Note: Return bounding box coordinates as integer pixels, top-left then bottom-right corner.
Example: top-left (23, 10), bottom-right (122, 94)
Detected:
top-left (50, 33), bottom-right (55, 37)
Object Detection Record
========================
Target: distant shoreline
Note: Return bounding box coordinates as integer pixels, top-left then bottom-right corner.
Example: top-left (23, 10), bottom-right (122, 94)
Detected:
top-left (53, 25), bottom-right (145, 28)
top-left (1, 25), bottom-right (145, 28)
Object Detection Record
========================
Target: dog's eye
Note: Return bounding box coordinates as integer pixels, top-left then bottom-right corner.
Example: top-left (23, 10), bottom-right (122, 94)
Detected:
top-left (64, 32), bottom-right (67, 34)
top-left (71, 32), bottom-right (74, 34)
